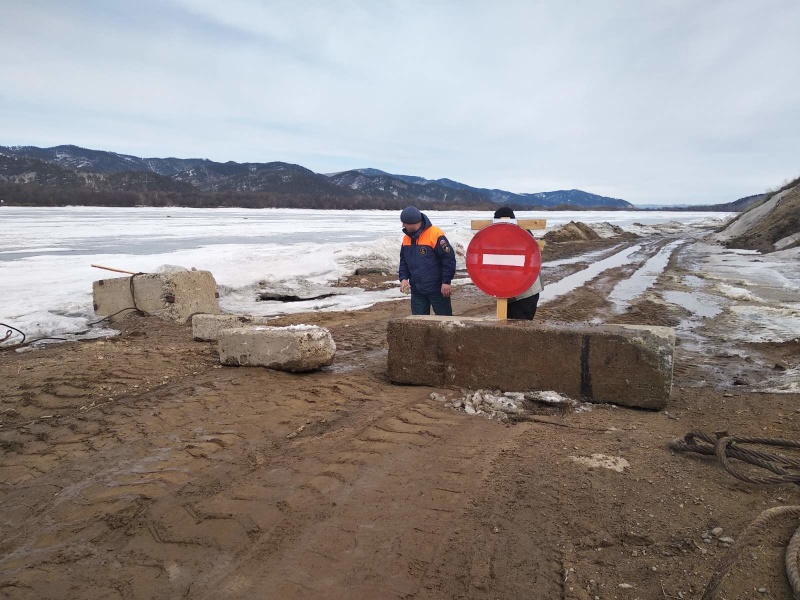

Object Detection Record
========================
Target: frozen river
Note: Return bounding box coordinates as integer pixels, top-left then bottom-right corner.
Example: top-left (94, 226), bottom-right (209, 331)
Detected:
top-left (0, 206), bottom-right (734, 343)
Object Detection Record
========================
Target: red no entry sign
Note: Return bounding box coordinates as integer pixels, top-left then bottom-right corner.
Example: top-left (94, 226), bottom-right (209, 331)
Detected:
top-left (466, 223), bottom-right (542, 298)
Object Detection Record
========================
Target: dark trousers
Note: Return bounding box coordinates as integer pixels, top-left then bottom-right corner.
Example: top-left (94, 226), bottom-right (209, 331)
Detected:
top-left (411, 291), bottom-right (453, 316)
top-left (508, 293), bottom-right (539, 320)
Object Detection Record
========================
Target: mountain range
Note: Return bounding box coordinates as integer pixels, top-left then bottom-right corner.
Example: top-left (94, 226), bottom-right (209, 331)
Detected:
top-left (0, 144), bottom-right (634, 209)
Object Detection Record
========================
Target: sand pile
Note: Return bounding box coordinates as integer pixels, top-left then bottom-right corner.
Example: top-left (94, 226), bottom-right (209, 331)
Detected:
top-left (717, 178), bottom-right (800, 253)
top-left (543, 220), bottom-right (602, 243)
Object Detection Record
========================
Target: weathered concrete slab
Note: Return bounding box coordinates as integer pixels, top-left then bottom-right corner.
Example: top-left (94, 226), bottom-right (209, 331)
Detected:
top-left (218, 325), bottom-right (336, 372)
top-left (192, 314), bottom-right (275, 341)
top-left (93, 270), bottom-right (220, 323)
top-left (387, 317), bottom-right (675, 410)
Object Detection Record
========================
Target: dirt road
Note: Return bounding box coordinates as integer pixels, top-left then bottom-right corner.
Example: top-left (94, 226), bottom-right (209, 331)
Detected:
top-left (2, 235), bottom-right (799, 599)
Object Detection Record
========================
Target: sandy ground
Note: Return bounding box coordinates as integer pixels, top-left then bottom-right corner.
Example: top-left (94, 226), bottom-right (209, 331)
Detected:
top-left (2, 233), bottom-right (800, 600)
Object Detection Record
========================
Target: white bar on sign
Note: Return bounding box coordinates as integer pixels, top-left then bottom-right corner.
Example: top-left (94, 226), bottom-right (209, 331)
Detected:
top-left (482, 253), bottom-right (526, 267)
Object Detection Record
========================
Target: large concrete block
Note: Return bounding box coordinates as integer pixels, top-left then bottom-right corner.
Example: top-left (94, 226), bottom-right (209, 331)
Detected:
top-left (387, 317), bottom-right (675, 410)
top-left (192, 314), bottom-right (275, 341)
top-left (93, 270), bottom-right (220, 323)
top-left (218, 326), bottom-right (336, 372)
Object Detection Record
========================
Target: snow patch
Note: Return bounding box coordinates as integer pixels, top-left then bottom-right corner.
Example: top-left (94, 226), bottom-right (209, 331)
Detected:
top-left (754, 367), bottom-right (800, 394)
top-left (715, 283), bottom-right (761, 302)
top-left (723, 305), bottom-right (800, 343)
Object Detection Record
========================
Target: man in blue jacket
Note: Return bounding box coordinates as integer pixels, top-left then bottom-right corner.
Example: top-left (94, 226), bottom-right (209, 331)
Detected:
top-left (398, 206), bottom-right (456, 316)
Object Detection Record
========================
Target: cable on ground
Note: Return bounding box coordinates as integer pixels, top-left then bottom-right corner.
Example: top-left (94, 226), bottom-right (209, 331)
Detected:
top-left (700, 506), bottom-right (800, 600)
top-left (1, 273), bottom-right (150, 352)
top-left (671, 430), bottom-right (800, 486)
top-left (671, 431), bottom-right (800, 599)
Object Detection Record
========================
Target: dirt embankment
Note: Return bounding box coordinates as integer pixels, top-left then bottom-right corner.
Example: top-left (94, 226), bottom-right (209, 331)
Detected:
top-left (543, 220), bottom-right (601, 243)
top-left (720, 178), bottom-right (800, 252)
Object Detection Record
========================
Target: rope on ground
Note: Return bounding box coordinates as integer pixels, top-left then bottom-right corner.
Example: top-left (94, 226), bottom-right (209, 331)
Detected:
top-left (1, 273), bottom-right (150, 352)
top-left (670, 431), bottom-right (800, 599)
top-left (788, 524), bottom-right (800, 597)
top-left (0, 324), bottom-right (69, 352)
top-left (1, 322), bottom-right (26, 346)
top-left (700, 506), bottom-right (800, 600)
top-left (670, 430), bottom-right (800, 486)
top-left (85, 306), bottom-right (141, 326)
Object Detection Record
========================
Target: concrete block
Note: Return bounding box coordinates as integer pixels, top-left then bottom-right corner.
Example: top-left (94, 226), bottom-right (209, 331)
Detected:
top-left (387, 316), bottom-right (675, 410)
top-left (218, 325), bottom-right (336, 372)
top-left (192, 314), bottom-right (275, 341)
top-left (93, 270), bottom-right (220, 323)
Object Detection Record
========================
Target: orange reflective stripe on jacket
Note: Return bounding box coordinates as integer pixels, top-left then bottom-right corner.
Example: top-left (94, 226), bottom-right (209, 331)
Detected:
top-left (402, 226), bottom-right (445, 248)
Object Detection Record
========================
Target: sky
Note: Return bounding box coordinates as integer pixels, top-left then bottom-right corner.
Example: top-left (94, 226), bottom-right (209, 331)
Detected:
top-left (1, 1), bottom-right (799, 205)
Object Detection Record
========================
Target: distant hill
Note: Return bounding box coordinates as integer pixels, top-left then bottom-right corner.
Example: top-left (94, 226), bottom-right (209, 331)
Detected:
top-left (329, 167), bottom-right (634, 209)
top-left (663, 193), bottom-right (768, 213)
top-left (518, 189), bottom-right (632, 208)
top-left (325, 170), bottom-right (488, 204)
top-left (0, 153), bottom-right (193, 193)
top-left (0, 153), bottom-right (83, 187)
top-left (0, 144), bottom-right (638, 209)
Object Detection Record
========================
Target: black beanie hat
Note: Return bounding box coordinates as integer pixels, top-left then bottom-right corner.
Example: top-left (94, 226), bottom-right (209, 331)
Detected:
top-left (493, 206), bottom-right (515, 219)
top-left (400, 206), bottom-right (423, 224)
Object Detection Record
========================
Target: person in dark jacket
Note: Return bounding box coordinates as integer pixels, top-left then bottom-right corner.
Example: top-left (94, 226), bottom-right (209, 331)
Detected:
top-left (493, 206), bottom-right (544, 320)
top-left (398, 206), bottom-right (456, 316)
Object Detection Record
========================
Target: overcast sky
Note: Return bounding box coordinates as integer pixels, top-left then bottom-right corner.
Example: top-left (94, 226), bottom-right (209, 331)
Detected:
top-left (1, 1), bottom-right (798, 204)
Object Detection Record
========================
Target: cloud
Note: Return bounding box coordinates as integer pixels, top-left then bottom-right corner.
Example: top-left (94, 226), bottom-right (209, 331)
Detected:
top-left (1, 0), bottom-right (798, 204)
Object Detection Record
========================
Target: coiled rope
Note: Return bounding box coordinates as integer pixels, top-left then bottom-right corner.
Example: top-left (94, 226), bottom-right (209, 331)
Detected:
top-left (671, 431), bottom-right (800, 486)
top-left (671, 431), bottom-right (800, 598)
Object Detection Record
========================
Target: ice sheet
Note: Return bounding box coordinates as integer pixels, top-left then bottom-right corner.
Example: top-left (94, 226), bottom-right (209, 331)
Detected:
top-left (545, 244), bottom-right (624, 267)
top-left (659, 242), bottom-right (800, 347)
top-left (540, 245), bottom-right (643, 304)
top-left (661, 291), bottom-right (724, 319)
top-left (721, 304), bottom-right (800, 343)
top-left (0, 207), bottom-right (735, 344)
top-left (683, 242), bottom-right (800, 304)
top-left (608, 239), bottom-right (686, 311)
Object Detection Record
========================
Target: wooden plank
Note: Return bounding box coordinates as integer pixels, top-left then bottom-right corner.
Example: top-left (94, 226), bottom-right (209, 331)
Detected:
top-left (91, 264), bottom-right (138, 275)
top-left (471, 218), bottom-right (547, 231)
top-left (496, 297), bottom-right (508, 320)
top-left (466, 226), bottom-right (545, 249)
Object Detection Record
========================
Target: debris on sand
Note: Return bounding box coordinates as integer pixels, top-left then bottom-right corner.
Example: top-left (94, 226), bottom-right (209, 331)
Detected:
top-left (432, 390), bottom-right (524, 420)
top-left (571, 454), bottom-right (630, 473)
top-left (430, 389), bottom-right (591, 420)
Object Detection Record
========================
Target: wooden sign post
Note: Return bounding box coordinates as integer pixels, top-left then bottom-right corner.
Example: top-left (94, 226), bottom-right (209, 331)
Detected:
top-left (496, 297), bottom-right (508, 320)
